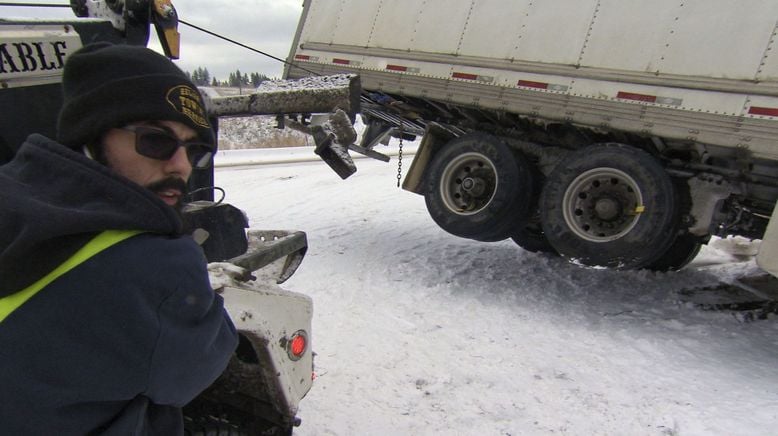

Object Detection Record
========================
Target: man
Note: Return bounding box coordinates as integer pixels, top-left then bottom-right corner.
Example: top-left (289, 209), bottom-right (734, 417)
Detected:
top-left (0, 42), bottom-right (238, 434)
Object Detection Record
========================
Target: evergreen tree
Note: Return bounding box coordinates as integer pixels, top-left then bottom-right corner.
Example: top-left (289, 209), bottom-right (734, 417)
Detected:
top-left (192, 67), bottom-right (271, 88)
top-left (190, 67), bottom-right (200, 85)
top-left (190, 67), bottom-right (212, 86)
top-left (227, 69), bottom-right (256, 88)
top-left (250, 72), bottom-right (269, 87)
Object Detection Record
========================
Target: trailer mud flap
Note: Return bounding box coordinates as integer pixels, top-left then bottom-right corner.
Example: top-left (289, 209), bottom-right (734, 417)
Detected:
top-left (757, 203), bottom-right (778, 277)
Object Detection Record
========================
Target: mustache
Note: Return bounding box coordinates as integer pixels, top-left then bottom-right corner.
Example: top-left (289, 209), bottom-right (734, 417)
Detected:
top-left (146, 177), bottom-right (188, 195)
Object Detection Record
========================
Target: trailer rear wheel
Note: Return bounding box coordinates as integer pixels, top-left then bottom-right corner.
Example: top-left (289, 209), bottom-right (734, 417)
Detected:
top-left (540, 144), bottom-right (678, 269)
top-left (646, 179), bottom-right (702, 271)
top-left (510, 165), bottom-right (557, 254)
top-left (511, 213), bottom-right (558, 254)
top-left (424, 134), bottom-right (534, 241)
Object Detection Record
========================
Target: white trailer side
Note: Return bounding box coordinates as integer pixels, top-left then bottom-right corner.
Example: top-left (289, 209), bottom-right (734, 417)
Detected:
top-left (285, 0), bottom-right (778, 273)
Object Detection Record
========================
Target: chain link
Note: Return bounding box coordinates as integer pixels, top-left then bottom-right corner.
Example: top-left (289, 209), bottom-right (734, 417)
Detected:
top-left (396, 122), bottom-right (404, 187)
top-left (396, 137), bottom-right (404, 187)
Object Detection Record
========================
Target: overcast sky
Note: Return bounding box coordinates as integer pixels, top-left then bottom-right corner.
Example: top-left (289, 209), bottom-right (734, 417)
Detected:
top-left (2, 0), bottom-right (304, 81)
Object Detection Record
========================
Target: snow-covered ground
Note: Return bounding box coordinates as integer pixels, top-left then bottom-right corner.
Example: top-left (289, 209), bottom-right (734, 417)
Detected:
top-left (215, 153), bottom-right (778, 436)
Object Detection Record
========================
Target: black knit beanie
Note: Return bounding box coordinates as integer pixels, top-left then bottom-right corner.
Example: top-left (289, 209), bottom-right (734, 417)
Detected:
top-left (57, 42), bottom-right (215, 150)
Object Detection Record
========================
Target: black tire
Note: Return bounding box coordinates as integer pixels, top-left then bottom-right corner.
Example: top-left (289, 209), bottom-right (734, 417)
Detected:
top-left (646, 177), bottom-right (702, 272)
top-left (424, 134), bottom-right (534, 242)
top-left (511, 214), bottom-right (558, 254)
top-left (540, 143), bottom-right (678, 269)
top-left (183, 388), bottom-right (290, 436)
top-left (184, 411), bottom-right (291, 436)
top-left (184, 415), bottom-right (249, 436)
top-left (509, 164), bottom-right (558, 254)
top-left (646, 232), bottom-right (702, 271)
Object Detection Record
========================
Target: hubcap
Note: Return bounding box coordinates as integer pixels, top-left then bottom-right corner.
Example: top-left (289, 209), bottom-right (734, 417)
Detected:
top-left (594, 197), bottom-right (620, 220)
top-left (561, 168), bottom-right (643, 242)
top-left (439, 152), bottom-right (497, 216)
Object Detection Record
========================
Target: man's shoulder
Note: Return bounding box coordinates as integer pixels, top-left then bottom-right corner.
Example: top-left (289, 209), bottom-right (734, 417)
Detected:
top-left (89, 232), bottom-right (208, 283)
top-left (80, 232), bottom-right (209, 298)
top-left (114, 233), bottom-right (205, 265)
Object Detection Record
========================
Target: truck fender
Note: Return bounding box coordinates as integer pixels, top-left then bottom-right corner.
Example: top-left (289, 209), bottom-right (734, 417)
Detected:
top-left (401, 123), bottom-right (458, 194)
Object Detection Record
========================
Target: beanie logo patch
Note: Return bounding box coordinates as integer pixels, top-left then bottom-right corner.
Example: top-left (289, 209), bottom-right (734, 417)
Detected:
top-left (166, 85), bottom-right (210, 128)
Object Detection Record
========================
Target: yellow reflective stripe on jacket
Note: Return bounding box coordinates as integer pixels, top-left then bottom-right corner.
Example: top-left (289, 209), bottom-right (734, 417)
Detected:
top-left (0, 230), bottom-right (142, 323)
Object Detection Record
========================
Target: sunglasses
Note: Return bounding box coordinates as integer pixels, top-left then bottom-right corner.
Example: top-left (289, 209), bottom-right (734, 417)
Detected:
top-left (120, 125), bottom-right (214, 169)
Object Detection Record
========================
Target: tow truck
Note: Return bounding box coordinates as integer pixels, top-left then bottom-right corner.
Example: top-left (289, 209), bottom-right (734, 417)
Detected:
top-left (0, 0), bottom-right (361, 433)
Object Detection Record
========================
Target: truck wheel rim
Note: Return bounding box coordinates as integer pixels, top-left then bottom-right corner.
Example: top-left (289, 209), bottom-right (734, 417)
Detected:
top-left (561, 168), bottom-right (643, 242)
top-left (439, 152), bottom-right (497, 216)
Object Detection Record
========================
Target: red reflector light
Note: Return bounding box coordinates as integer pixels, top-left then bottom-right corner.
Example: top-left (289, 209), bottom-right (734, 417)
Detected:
top-left (452, 72), bottom-right (479, 80)
top-left (617, 91), bottom-right (657, 103)
top-left (291, 336), bottom-right (306, 356)
top-left (386, 64), bottom-right (408, 72)
top-left (518, 80), bottom-right (549, 89)
top-left (295, 54), bottom-right (311, 60)
top-left (332, 58), bottom-right (350, 65)
top-left (287, 330), bottom-right (308, 361)
top-left (749, 106), bottom-right (778, 117)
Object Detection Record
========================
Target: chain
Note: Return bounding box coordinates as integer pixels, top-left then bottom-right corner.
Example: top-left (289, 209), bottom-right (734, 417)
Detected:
top-left (396, 122), bottom-right (404, 187)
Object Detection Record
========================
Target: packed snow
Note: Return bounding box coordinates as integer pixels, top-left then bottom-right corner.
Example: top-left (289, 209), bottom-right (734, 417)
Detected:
top-left (217, 115), bottom-right (311, 149)
top-left (214, 148), bottom-right (778, 436)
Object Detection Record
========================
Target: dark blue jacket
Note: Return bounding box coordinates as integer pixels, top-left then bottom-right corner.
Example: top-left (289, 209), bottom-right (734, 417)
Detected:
top-left (0, 135), bottom-right (238, 434)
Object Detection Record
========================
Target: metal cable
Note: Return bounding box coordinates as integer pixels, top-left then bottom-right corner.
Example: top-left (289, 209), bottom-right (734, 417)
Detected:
top-left (179, 19), bottom-right (320, 76)
top-left (0, 3), bottom-right (319, 76)
top-left (0, 2), bottom-right (69, 7)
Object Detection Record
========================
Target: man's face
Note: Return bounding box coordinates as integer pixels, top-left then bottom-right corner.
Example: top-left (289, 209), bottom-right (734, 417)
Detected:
top-left (101, 120), bottom-right (196, 208)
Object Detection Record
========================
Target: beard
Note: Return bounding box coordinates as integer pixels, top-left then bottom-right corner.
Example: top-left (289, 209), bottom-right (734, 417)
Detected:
top-left (145, 176), bottom-right (189, 212)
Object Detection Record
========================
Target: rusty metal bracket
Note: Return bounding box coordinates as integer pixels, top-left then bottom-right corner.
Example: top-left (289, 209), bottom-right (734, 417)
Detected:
top-left (228, 231), bottom-right (308, 284)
